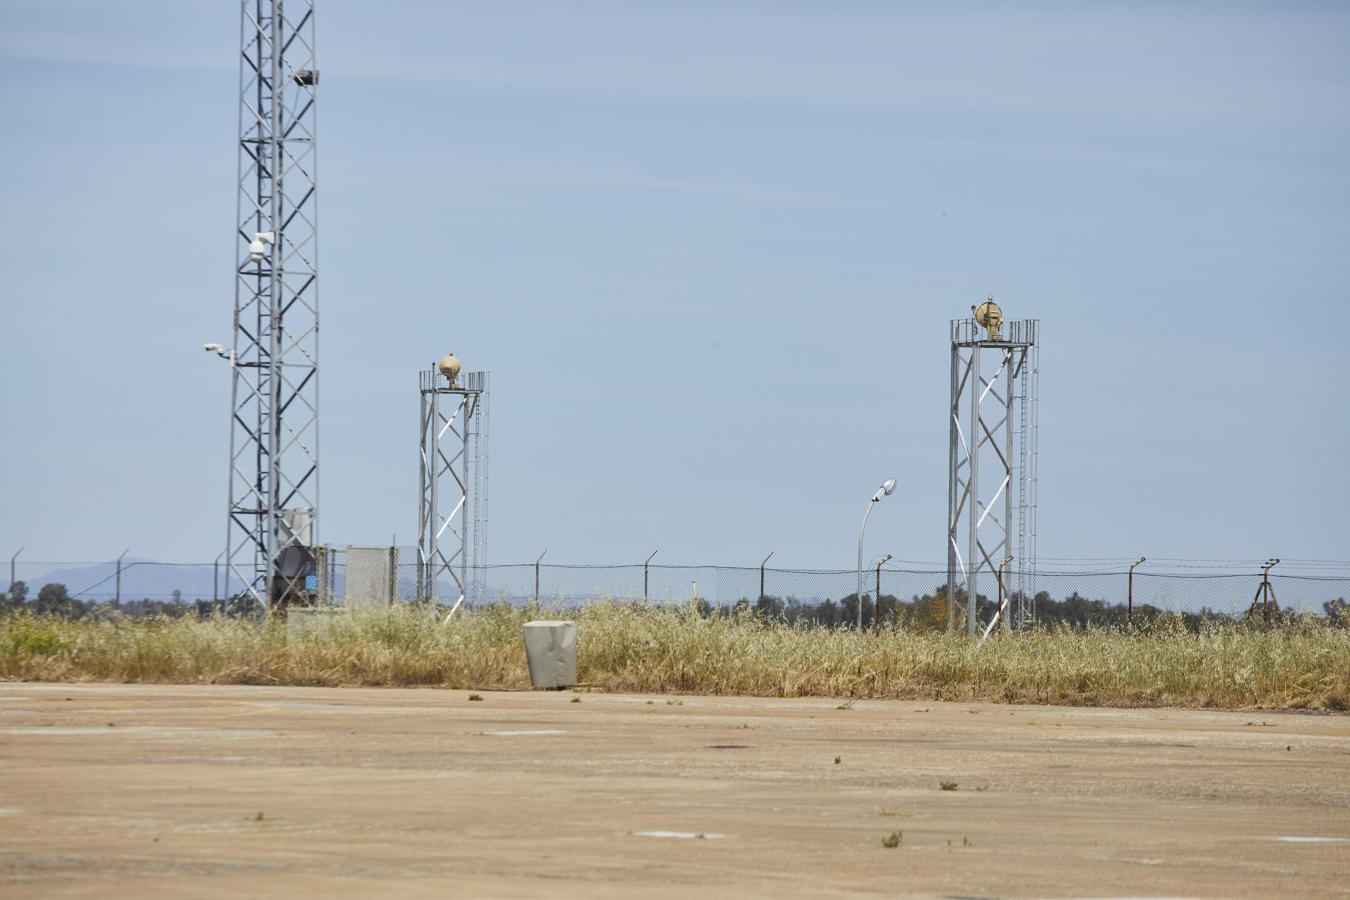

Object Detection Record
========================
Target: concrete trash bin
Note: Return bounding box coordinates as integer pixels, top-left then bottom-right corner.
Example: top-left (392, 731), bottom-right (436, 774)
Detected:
top-left (522, 620), bottom-right (577, 689)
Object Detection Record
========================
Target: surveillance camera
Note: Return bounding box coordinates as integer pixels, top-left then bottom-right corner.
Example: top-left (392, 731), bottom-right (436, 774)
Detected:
top-left (204, 343), bottom-right (223, 353)
top-left (248, 231), bottom-right (276, 263)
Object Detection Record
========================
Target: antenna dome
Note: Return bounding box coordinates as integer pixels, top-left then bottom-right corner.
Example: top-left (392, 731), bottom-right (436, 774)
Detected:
top-left (974, 296), bottom-right (1004, 339)
top-left (438, 353), bottom-right (461, 382)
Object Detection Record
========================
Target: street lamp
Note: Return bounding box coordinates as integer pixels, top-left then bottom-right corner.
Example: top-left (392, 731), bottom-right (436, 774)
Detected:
top-left (856, 477), bottom-right (896, 630)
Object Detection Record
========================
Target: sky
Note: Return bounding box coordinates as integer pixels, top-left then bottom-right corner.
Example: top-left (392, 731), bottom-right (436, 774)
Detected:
top-left (1, 1), bottom-right (1348, 572)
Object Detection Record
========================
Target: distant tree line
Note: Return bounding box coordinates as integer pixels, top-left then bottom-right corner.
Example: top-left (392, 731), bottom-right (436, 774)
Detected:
top-left (714, 585), bottom-right (1350, 632)
top-left (0, 581), bottom-right (262, 620)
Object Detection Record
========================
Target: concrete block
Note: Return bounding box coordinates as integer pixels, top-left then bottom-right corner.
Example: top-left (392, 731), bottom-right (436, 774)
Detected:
top-left (522, 620), bottom-right (577, 689)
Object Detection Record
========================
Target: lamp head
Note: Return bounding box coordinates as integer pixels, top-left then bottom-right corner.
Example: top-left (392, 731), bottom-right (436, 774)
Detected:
top-left (881, 477), bottom-right (896, 496)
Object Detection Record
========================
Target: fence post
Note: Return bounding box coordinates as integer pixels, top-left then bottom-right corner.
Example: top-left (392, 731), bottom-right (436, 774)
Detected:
top-left (534, 550), bottom-right (547, 605)
top-left (874, 554), bottom-right (891, 633)
top-left (115, 549), bottom-right (129, 604)
top-left (644, 550), bottom-right (658, 602)
top-left (313, 545), bottom-right (326, 605)
top-left (759, 551), bottom-right (773, 605)
top-left (9, 547), bottom-right (21, 593)
top-left (1127, 557), bottom-right (1146, 626)
top-left (387, 546), bottom-right (397, 605)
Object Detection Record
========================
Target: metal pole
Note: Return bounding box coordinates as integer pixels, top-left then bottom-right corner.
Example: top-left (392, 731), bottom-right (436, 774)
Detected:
top-left (213, 550), bottom-right (223, 607)
top-left (874, 554), bottom-right (891, 634)
top-left (460, 394), bottom-right (471, 609)
top-left (643, 550), bottom-right (658, 602)
top-left (9, 547), bottom-right (20, 593)
top-left (997, 555), bottom-right (1012, 629)
top-left (979, 556), bottom-right (1015, 646)
top-left (429, 389), bottom-right (439, 605)
top-left (857, 501), bottom-right (873, 630)
top-left (1003, 349), bottom-right (1015, 632)
top-left (1127, 556), bottom-right (1145, 627)
top-left (759, 551), bottom-right (774, 605)
top-left (265, 0), bottom-right (285, 608)
top-left (534, 549), bottom-right (547, 604)
top-left (1263, 558), bottom-right (1279, 623)
top-left (967, 346), bottom-right (981, 635)
top-left (947, 341), bottom-right (959, 633)
top-left (115, 549), bottom-right (129, 604)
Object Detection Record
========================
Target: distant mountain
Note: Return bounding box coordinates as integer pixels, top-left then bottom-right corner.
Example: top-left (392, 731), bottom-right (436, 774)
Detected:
top-left (19, 559), bottom-right (221, 602)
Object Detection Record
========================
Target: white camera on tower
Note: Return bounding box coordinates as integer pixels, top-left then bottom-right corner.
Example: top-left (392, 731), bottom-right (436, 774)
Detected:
top-left (248, 231), bottom-right (276, 262)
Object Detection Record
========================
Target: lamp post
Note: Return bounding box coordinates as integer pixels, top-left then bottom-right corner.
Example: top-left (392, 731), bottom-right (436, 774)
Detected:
top-left (856, 478), bottom-right (896, 630)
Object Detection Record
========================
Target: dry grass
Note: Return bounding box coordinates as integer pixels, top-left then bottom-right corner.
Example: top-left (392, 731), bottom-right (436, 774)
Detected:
top-left (2, 603), bottom-right (1347, 710)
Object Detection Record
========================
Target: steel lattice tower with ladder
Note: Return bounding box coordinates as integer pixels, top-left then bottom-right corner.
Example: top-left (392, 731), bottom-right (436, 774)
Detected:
top-left (946, 299), bottom-right (1039, 635)
top-left (222, 0), bottom-right (320, 609)
top-left (418, 354), bottom-right (490, 618)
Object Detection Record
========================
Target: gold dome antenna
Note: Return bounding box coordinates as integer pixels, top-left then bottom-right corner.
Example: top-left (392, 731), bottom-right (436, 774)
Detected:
top-left (438, 352), bottom-right (461, 388)
top-left (973, 295), bottom-right (1004, 341)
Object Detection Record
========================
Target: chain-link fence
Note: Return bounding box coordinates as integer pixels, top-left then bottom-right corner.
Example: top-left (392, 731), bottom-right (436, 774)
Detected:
top-left (479, 564), bottom-right (1349, 619)
top-left (6, 554), bottom-right (1349, 625)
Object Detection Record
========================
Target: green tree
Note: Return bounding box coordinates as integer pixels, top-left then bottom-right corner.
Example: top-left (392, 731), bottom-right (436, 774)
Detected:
top-left (814, 599), bottom-right (839, 628)
top-left (755, 594), bottom-right (784, 620)
top-left (4, 580), bottom-right (27, 612)
top-left (839, 593), bottom-right (874, 629)
top-left (34, 583), bottom-right (85, 619)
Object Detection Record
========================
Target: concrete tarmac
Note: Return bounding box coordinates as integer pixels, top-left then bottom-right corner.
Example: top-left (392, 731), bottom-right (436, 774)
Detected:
top-left (0, 683), bottom-right (1347, 898)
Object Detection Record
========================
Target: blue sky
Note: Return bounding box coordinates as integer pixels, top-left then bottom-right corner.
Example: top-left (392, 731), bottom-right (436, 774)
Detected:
top-left (1, 1), bottom-right (1347, 569)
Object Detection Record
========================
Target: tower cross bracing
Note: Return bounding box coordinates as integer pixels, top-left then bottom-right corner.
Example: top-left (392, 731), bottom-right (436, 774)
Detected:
top-left (418, 368), bottom-right (490, 616)
top-left (947, 316), bottom-right (1039, 634)
top-left (224, 0), bottom-right (319, 608)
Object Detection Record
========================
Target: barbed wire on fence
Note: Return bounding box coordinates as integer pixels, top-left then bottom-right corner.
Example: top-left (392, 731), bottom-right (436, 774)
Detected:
top-left (5, 554), bottom-right (1349, 621)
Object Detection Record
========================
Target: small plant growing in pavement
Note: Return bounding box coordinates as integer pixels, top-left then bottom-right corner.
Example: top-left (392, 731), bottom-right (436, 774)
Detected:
top-left (468, 693), bottom-right (483, 701)
top-left (882, 831), bottom-right (902, 848)
top-left (940, 781), bottom-right (958, 791)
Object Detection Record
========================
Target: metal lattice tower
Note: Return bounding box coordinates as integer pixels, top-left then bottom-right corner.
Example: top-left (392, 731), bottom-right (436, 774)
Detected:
top-left (947, 305), bottom-right (1039, 634)
top-left (224, 0), bottom-right (320, 609)
top-left (418, 364), bottom-right (490, 615)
